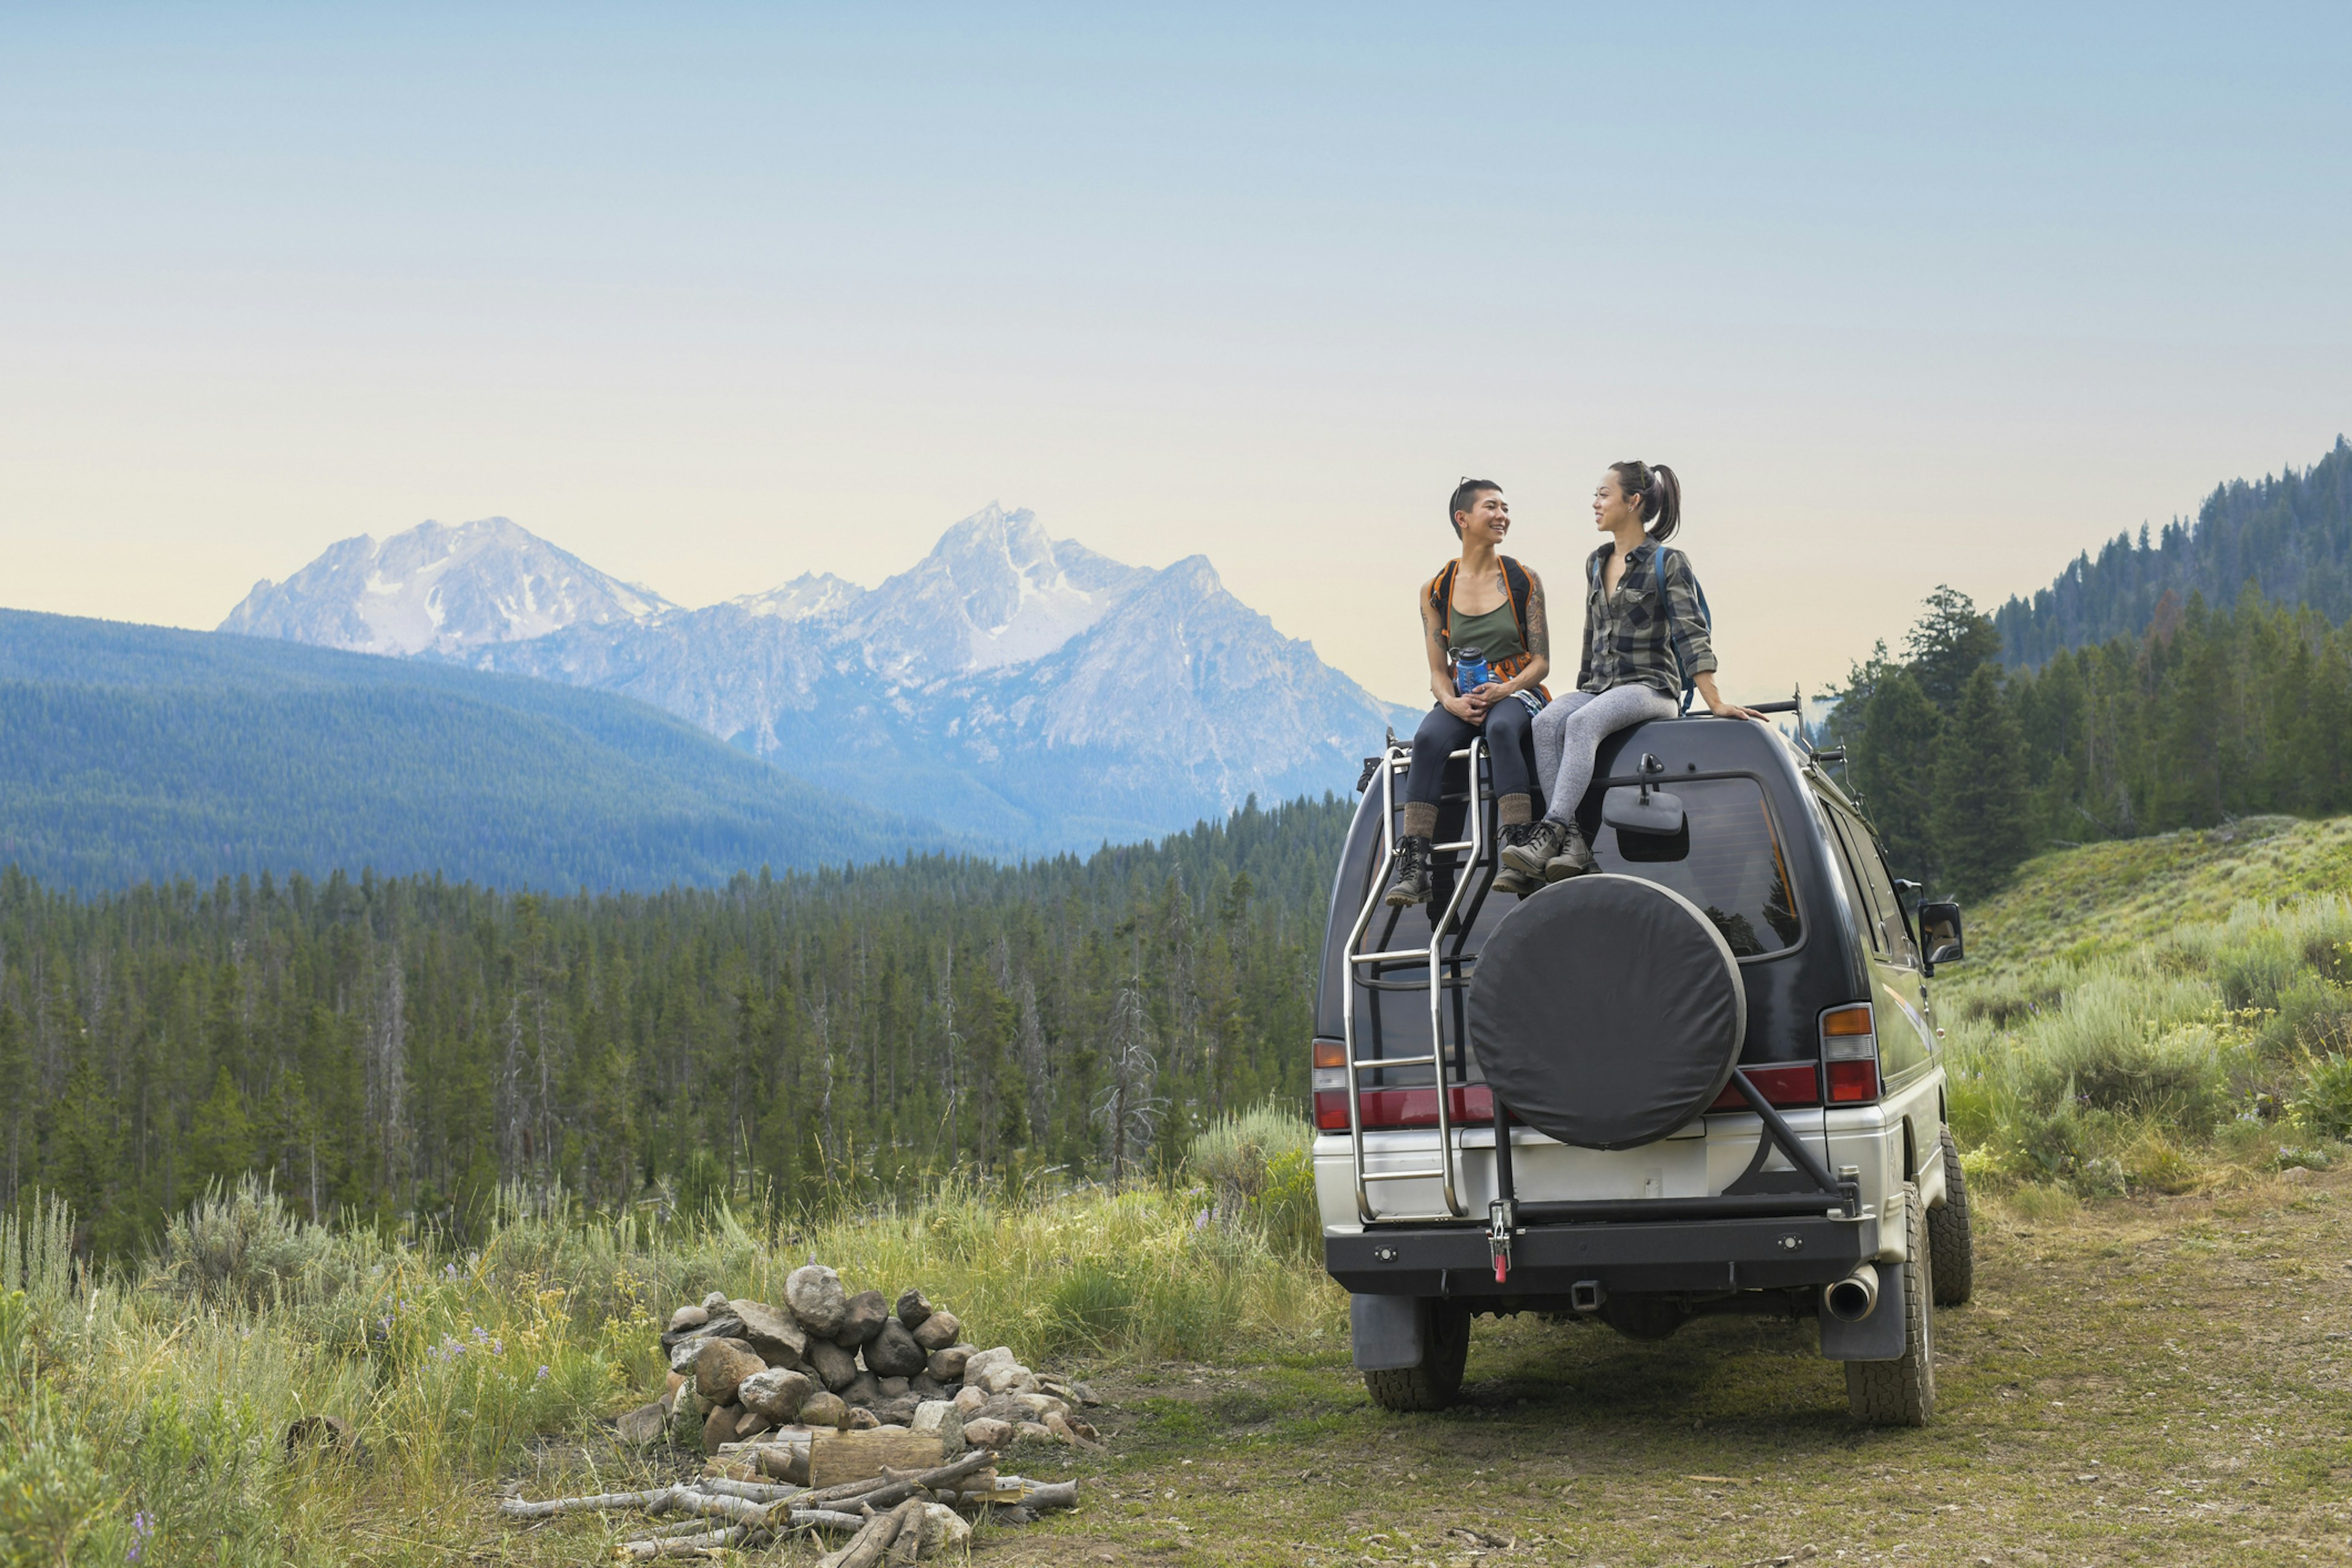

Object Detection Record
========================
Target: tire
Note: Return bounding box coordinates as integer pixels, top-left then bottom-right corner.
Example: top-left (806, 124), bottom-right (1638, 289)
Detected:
top-left (1363, 1301), bottom-right (1470, 1411)
top-left (1846, 1181), bottom-right (1936, 1427)
top-left (1928, 1126), bottom-right (1975, 1306)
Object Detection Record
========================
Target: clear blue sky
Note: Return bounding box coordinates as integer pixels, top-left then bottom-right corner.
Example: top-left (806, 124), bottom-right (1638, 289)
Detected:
top-left (4, 3), bottom-right (2346, 702)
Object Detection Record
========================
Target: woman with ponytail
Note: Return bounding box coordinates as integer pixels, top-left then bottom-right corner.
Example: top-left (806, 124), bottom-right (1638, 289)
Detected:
top-left (1501, 461), bottom-right (1766, 886)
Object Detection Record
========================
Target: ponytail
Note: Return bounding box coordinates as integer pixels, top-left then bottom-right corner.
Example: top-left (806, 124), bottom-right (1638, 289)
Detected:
top-left (1608, 459), bottom-right (1681, 543)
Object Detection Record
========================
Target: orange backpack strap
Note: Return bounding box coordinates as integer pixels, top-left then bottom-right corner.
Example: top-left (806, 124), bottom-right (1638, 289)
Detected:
top-left (1427, 561), bottom-right (1460, 646)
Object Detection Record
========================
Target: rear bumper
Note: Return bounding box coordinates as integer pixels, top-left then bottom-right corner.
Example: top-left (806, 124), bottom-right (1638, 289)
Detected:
top-left (1325, 1210), bottom-right (1880, 1299)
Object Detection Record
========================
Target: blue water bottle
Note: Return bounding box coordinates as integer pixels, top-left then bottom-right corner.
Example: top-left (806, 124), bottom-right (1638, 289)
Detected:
top-left (1450, 646), bottom-right (1493, 695)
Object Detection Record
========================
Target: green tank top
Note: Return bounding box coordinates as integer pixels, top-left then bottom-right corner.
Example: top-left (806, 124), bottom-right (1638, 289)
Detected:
top-left (1447, 598), bottom-right (1525, 665)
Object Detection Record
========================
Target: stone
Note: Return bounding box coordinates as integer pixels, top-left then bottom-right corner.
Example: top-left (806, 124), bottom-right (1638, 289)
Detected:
top-left (695, 1338), bottom-right (767, 1407)
top-left (785, 1264), bottom-right (848, 1338)
top-left (615, 1400), bottom-right (668, 1446)
top-left (703, 1291), bottom-right (731, 1311)
top-left (838, 1290), bottom-right (889, 1346)
top-left (908, 1373), bottom-right (948, 1402)
top-left (962, 1416), bottom-right (1013, 1449)
top-left (869, 1394), bottom-right (920, 1427)
top-left (662, 1313), bottom-right (745, 1352)
top-left (665, 1369), bottom-right (687, 1403)
top-left (911, 1309), bottom-right (962, 1352)
top-left (864, 1319), bottom-right (927, 1378)
top-left (728, 1298), bottom-right (807, 1363)
top-left (919, 1502), bottom-right (972, 1555)
top-left (926, 1345), bottom-right (973, 1382)
top-left (734, 1409), bottom-right (774, 1441)
top-left (1015, 1420), bottom-right (1055, 1444)
top-left (805, 1338), bottom-right (858, 1392)
top-left (1011, 1392), bottom-right (1070, 1421)
top-left (962, 1346), bottom-right (1016, 1382)
top-left (667, 1305), bottom-right (709, 1333)
top-left (799, 1389), bottom-right (850, 1430)
top-left (876, 1375), bottom-right (910, 1399)
top-left (975, 1360), bottom-right (1036, 1396)
top-left (703, 1400), bottom-right (742, 1454)
top-left (895, 1288), bottom-right (933, 1329)
top-left (845, 1406), bottom-right (881, 1431)
top-left (910, 1400), bottom-right (967, 1459)
top-left (952, 1384), bottom-right (987, 1416)
top-left (842, 1370), bottom-right (883, 1409)
top-left (736, 1367), bottom-right (815, 1423)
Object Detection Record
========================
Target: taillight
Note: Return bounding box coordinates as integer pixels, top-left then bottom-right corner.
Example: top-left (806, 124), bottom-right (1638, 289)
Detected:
top-left (1312, 1040), bottom-right (1346, 1069)
top-left (1820, 1003), bottom-right (1880, 1102)
top-left (1313, 1084), bottom-right (1494, 1131)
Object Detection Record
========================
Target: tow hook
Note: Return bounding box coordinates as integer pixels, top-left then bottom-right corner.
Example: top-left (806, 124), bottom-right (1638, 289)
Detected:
top-left (1487, 1197), bottom-right (1517, 1283)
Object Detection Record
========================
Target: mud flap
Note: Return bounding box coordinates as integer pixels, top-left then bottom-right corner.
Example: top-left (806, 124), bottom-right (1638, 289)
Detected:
top-left (1351, 1293), bottom-right (1427, 1371)
top-left (1817, 1262), bottom-right (1906, 1361)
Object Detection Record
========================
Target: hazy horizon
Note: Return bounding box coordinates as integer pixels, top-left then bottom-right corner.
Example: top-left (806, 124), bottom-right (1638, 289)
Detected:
top-left (5, 4), bottom-right (2347, 706)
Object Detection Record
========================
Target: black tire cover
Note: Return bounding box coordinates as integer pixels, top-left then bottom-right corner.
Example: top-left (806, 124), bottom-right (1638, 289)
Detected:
top-left (1467, 873), bottom-right (1747, 1150)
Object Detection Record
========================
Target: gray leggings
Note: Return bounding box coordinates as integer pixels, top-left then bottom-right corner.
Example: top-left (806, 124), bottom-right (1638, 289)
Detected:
top-left (1532, 685), bottom-right (1678, 824)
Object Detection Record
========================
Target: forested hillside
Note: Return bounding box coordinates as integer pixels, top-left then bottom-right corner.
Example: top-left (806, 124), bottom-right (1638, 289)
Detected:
top-left (1995, 435), bottom-right (2352, 666)
top-left (0, 794), bottom-right (1349, 1256)
top-left (1823, 584), bottom-right (2352, 899)
top-left (0, 609), bottom-right (949, 890)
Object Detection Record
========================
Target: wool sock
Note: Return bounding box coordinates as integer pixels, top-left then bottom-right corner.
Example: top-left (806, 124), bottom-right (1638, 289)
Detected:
top-left (1497, 793), bottom-right (1532, 827)
top-left (1400, 801), bottom-right (1439, 840)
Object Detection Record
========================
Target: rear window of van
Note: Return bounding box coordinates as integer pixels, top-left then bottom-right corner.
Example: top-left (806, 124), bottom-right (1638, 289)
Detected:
top-left (1590, 777), bottom-right (1802, 957)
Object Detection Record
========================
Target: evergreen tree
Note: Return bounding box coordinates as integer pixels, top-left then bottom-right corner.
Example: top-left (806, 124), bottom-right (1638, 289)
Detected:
top-left (1931, 666), bottom-right (2031, 898)
top-left (1905, 586), bottom-right (2002, 714)
top-left (1848, 667), bottom-right (1943, 881)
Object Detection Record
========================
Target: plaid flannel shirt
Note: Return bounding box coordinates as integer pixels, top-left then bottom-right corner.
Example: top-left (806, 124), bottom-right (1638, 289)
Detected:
top-left (1577, 540), bottom-right (1717, 698)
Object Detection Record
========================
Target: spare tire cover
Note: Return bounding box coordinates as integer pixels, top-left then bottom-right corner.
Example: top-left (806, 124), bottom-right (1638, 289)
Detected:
top-left (1467, 874), bottom-right (1747, 1150)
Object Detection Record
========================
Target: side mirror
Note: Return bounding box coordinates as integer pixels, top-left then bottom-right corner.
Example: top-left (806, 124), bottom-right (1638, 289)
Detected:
top-left (1918, 900), bottom-right (1964, 968)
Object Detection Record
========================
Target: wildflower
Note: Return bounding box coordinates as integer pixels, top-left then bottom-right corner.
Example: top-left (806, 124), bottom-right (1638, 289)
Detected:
top-left (537, 1365), bottom-right (551, 1381)
top-left (473, 1325), bottom-right (490, 1343)
top-left (128, 1511), bottom-right (156, 1562)
top-left (444, 1262), bottom-right (461, 1279)
top-left (492, 1338), bottom-right (503, 1355)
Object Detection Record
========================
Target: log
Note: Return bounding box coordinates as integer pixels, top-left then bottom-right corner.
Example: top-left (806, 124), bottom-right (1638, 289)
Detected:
top-left (1025, 1478), bottom-right (1079, 1511)
top-left (785, 1508), bottom-right (872, 1531)
top-left (500, 1487), bottom-right (677, 1519)
top-left (797, 1449), bottom-right (993, 1509)
top-left (617, 1526), bottom-right (743, 1560)
top-left (805, 1427), bottom-right (945, 1490)
top-left (696, 1477), bottom-right (805, 1504)
top-left (818, 1497), bottom-right (925, 1568)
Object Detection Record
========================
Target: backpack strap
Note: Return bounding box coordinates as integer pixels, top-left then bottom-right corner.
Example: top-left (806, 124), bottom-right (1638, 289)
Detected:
top-left (1498, 556), bottom-right (1533, 650)
top-left (1427, 560), bottom-right (1461, 647)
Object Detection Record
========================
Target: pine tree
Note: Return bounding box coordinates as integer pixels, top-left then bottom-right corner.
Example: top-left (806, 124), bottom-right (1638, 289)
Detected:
top-left (1850, 667), bottom-right (1943, 881)
top-left (1932, 666), bottom-right (2032, 898)
top-left (1905, 587), bottom-right (2002, 714)
top-left (187, 1065), bottom-right (255, 1194)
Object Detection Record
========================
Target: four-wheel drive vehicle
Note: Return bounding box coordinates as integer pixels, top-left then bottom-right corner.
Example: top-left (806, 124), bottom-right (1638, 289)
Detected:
top-left (1314, 712), bottom-right (1974, 1425)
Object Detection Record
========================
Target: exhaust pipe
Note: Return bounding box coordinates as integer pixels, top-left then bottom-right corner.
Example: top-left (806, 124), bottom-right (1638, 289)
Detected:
top-left (1823, 1265), bottom-right (1880, 1323)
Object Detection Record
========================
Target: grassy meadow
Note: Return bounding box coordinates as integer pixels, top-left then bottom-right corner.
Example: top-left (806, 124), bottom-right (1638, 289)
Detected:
top-left (10, 815), bottom-right (2352, 1564)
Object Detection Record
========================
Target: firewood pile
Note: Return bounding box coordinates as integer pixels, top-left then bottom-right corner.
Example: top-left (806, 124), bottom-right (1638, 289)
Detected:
top-left (503, 1264), bottom-right (1101, 1559)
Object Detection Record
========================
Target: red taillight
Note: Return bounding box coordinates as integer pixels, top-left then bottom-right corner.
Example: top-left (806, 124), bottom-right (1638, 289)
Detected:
top-left (1313, 1084), bottom-right (1494, 1132)
top-left (1820, 1003), bottom-right (1880, 1103)
top-left (1826, 1058), bottom-right (1882, 1102)
top-left (1707, 1063), bottom-right (1820, 1111)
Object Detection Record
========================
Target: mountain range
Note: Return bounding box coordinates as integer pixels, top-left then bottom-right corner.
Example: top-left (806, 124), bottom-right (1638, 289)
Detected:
top-left (0, 609), bottom-right (944, 892)
top-left (222, 507), bottom-right (1412, 850)
top-left (1996, 435), bottom-right (2352, 666)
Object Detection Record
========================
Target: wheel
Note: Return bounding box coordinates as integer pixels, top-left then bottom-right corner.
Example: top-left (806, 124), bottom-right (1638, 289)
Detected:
top-left (1928, 1126), bottom-right (1975, 1306)
top-left (1363, 1301), bottom-right (1470, 1411)
top-left (1846, 1181), bottom-right (1936, 1427)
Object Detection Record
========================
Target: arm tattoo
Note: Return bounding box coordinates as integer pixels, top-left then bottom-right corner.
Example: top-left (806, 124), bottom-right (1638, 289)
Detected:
top-left (1524, 571), bottom-right (1549, 662)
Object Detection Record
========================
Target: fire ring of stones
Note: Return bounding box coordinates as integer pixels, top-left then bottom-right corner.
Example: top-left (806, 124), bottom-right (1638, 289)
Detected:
top-left (614, 1264), bottom-right (1106, 1468)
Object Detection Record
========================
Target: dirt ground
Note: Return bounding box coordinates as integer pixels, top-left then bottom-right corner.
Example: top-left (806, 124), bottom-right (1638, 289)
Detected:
top-left (962, 1169), bottom-right (2352, 1567)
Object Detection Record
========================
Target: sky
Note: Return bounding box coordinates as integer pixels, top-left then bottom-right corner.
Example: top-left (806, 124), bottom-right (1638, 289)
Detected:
top-left (4, 3), bottom-right (2348, 706)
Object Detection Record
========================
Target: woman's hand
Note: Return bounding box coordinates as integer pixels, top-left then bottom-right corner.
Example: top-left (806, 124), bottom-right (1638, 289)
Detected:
top-left (1469, 681), bottom-right (1511, 710)
top-left (1442, 692), bottom-right (1485, 726)
top-left (1695, 673), bottom-right (1768, 722)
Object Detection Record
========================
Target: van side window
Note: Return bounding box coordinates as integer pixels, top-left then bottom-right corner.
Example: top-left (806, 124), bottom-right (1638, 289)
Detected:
top-left (1849, 821), bottom-right (1920, 965)
top-left (1816, 799), bottom-right (1885, 956)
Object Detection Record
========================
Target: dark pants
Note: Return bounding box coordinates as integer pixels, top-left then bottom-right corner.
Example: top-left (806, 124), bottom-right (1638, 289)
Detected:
top-left (1403, 698), bottom-right (1535, 807)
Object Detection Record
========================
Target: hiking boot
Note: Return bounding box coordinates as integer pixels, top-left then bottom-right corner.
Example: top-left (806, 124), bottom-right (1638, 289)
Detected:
top-left (1382, 835), bottom-right (1434, 908)
top-left (1491, 824), bottom-right (1541, 897)
top-left (1501, 818), bottom-right (1569, 880)
top-left (1544, 821), bottom-right (1598, 881)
